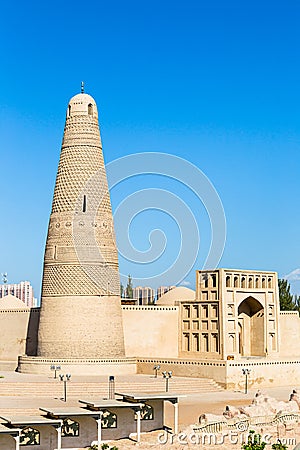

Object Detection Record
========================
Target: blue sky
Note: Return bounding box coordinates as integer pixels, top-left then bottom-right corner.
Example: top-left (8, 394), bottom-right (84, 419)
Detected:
top-left (1, 1), bottom-right (300, 297)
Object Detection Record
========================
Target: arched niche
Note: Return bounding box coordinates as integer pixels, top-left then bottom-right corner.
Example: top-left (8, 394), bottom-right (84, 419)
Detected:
top-left (238, 296), bottom-right (265, 357)
top-left (226, 276), bottom-right (231, 288)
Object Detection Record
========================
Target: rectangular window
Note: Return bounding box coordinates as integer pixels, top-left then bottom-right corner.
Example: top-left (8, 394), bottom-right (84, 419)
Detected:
top-left (183, 333), bottom-right (190, 351)
top-left (183, 305), bottom-right (190, 319)
top-left (192, 320), bottom-right (199, 330)
top-left (192, 305), bottom-right (199, 318)
top-left (202, 333), bottom-right (209, 352)
top-left (193, 333), bottom-right (200, 351)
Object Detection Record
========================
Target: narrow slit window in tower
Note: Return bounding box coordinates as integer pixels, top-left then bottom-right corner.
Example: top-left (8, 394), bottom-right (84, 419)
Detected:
top-left (83, 195), bottom-right (86, 212)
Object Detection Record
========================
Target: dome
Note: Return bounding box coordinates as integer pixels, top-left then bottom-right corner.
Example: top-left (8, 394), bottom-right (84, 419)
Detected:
top-left (67, 92), bottom-right (98, 118)
top-left (156, 286), bottom-right (196, 306)
top-left (0, 294), bottom-right (29, 310)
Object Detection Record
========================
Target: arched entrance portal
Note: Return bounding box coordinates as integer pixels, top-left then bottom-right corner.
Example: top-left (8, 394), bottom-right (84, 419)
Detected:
top-left (238, 297), bottom-right (265, 357)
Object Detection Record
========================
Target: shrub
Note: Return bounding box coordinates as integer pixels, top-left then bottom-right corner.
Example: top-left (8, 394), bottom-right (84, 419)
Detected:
top-left (272, 442), bottom-right (288, 450)
top-left (88, 444), bottom-right (118, 450)
top-left (242, 430), bottom-right (266, 450)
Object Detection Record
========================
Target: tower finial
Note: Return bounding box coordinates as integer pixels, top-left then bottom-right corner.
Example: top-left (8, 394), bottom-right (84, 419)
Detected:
top-left (81, 81), bottom-right (84, 94)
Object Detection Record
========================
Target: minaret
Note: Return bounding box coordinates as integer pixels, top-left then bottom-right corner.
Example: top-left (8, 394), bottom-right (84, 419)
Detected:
top-left (37, 88), bottom-right (125, 358)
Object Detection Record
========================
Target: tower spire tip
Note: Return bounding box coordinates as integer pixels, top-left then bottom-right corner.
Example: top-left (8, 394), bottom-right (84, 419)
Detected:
top-left (81, 81), bottom-right (84, 94)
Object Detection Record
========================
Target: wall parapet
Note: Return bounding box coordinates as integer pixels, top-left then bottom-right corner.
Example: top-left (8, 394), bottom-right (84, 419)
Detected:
top-left (228, 359), bottom-right (300, 367)
top-left (20, 356), bottom-right (136, 364)
top-left (137, 357), bottom-right (225, 367)
top-left (280, 311), bottom-right (299, 315)
top-left (122, 306), bottom-right (178, 311)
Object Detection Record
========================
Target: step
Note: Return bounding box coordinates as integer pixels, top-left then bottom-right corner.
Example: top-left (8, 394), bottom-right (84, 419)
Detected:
top-left (0, 376), bottom-right (223, 397)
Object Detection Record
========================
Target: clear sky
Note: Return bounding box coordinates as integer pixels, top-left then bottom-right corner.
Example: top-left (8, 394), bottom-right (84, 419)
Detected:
top-left (1, 1), bottom-right (300, 298)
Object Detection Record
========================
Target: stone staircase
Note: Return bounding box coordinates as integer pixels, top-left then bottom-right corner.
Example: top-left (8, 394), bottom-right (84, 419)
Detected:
top-left (0, 376), bottom-right (222, 398)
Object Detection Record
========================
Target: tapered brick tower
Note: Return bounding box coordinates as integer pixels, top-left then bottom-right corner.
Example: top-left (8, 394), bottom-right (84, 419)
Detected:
top-left (37, 90), bottom-right (125, 358)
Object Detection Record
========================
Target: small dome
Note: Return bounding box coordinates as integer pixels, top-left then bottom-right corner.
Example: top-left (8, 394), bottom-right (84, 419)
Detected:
top-left (156, 286), bottom-right (196, 305)
top-left (67, 93), bottom-right (98, 118)
top-left (0, 294), bottom-right (29, 310)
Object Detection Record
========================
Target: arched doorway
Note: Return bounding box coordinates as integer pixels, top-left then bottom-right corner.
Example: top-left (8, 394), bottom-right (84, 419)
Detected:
top-left (238, 297), bottom-right (265, 356)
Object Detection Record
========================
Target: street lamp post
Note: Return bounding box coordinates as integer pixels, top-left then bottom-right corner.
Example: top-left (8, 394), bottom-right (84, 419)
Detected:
top-left (59, 374), bottom-right (71, 402)
top-left (108, 375), bottom-right (115, 399)
top-left (242, 368), bottom-right (251, 394)
top-left (162, 371), bottom-right (172, 392)
top-left (153, 365), bottom-right (160, 378)
top-left (50, 365), bottom-right (61, 379)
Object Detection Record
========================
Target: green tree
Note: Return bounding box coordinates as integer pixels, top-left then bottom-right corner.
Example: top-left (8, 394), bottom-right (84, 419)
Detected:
top-left (294, 294), bottom-right (300, 312)
top-left (120, 283), bottom-right (124, 298)
top-left (125, 275), bottom-right (133, 299)
top-left (278, 278), bottom-right (297, 311)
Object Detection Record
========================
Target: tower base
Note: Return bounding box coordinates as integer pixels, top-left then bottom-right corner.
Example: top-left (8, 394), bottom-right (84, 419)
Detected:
top-left (18, 355), bottom-right (137, 375)
top-left (37, 295), bottom-right (125, 358)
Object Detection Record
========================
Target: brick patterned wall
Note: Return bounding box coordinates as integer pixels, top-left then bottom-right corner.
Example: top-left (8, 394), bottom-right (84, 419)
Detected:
top-left (38, 93), bottom-right (125, 358)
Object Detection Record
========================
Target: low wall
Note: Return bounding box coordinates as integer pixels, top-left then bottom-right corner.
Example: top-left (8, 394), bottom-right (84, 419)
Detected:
top-left (137, 357), bottom-right (300, 390)
top-left (225, 358), bottom-right (300, 390)
top-left (18, 356), bottom-right (137, 375)
top-left (0, 307), bottom-right (39, 370)
top-left (137, 358), bottom-right (226, 385)
top-left (279, 311), bottom-right (300, 357)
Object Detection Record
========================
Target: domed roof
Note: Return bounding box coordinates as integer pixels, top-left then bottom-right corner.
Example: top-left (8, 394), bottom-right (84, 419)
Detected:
top-left (156, 286), bottom-right (196, 305)
top-left (0, 294), bottom-right (29, 310)
top-left (67, 92), bottom-right (98, 118)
